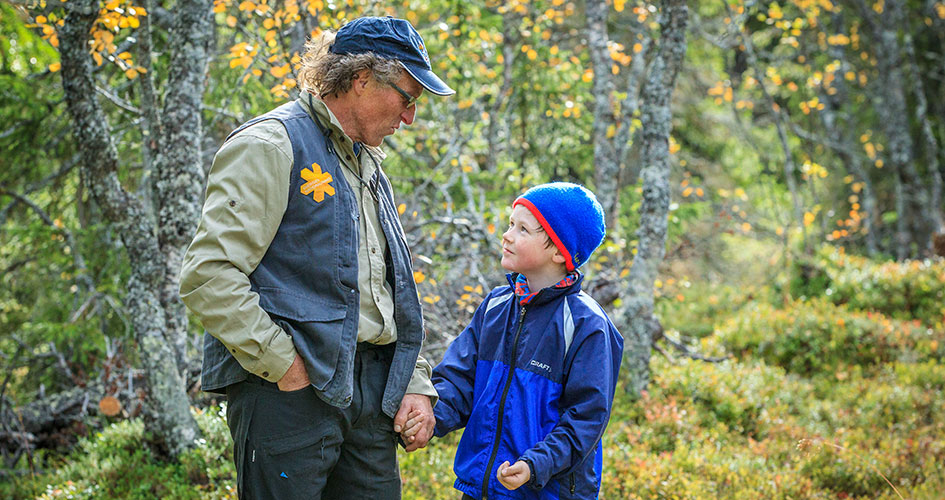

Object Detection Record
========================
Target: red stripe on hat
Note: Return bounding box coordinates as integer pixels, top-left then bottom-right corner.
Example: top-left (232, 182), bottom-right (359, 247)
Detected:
top-left (513, 198), bottom-right (575, 272)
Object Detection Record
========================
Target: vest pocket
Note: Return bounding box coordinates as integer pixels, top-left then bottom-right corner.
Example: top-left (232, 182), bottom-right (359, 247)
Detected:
top-left (257, 288), bottom-right (347, 390)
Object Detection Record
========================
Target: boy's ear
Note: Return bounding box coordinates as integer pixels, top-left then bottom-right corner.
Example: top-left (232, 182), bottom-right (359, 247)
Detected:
top-left (552, 250), bottom-right (567, 265)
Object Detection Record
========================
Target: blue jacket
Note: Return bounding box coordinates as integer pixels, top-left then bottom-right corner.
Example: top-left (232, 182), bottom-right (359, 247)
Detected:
top-left (200, 100), bottom-right (424, 416)
top-left (433, 274), bottom-right (623, 500)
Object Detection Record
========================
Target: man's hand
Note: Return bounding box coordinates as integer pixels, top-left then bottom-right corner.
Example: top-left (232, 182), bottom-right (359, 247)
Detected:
top-left (393, 393), bottom-right (434, 452)
top-left (497, 460), bottom-right (530, 490)
top-left (276, 354), bottom-right (310, 391)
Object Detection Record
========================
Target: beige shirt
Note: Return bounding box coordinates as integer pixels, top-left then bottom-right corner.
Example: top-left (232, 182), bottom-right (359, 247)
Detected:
top-left (180, 92), bottom-right (435, 400)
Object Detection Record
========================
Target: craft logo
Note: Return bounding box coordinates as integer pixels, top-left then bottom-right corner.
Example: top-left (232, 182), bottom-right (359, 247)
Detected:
top-left (529, 359), bottom-right (551, 372)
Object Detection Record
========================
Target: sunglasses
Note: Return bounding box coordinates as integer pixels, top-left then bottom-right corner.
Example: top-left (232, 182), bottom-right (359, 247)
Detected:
top-left (388, 81), bottom-right (420, 109)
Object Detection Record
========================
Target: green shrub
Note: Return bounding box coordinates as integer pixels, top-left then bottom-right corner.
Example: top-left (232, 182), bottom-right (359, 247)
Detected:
top-left (797, 246), bottom-right (945, 327)
top-left (9, 406), bottom-right (237, 500)
top-left (646, 358), bottom-right (815, 439)
top-left (719, 298), bottom-right (943, 376)
top-left (655, 283), bottom-right (759, 340)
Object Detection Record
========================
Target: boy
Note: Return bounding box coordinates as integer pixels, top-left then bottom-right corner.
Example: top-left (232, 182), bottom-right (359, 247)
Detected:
top-left (431, 182), bottom-right (624, 499)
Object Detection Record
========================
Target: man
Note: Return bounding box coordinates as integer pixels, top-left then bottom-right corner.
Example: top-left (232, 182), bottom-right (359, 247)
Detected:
top-left (179, 16), bottom-right (453, 499)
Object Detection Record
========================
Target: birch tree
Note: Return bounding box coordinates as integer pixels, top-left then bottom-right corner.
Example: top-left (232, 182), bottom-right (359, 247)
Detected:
top-left (617, 0), bottom-right (689, 397)
top-left (54, 0), bottom-right (212, 456)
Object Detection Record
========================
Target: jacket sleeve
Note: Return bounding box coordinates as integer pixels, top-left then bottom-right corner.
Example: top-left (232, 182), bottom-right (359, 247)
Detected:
top-left (431, 291), bottom-right (493, 436)
top-left (519, 313), bottom-right (623, 489)
top-left (178, 120), bottom-right (298, 383)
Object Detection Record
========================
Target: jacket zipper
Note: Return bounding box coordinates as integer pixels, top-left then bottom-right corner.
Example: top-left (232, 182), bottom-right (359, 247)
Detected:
top-left (482, 305), bottom-right (527, 499)
top-left (570, 472), bottom-right (575, 494)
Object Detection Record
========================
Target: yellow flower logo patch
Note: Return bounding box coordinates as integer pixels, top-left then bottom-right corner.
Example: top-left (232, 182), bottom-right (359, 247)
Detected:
top-left (300, 162), bottom-right (335, 202)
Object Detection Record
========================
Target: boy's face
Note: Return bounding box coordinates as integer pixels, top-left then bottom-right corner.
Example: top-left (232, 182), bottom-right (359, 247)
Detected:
top-left (501, 205), bottom-right (566, 278)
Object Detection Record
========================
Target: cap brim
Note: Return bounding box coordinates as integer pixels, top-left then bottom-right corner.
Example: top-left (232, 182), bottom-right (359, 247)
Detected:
top-left (399, 62), bottom-right (455, 96)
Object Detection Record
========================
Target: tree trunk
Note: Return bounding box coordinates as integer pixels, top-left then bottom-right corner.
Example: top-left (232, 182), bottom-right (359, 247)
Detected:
top-left (619, 0), bottom-right (688, 398)
top-left (822, 13), bottom-right (879, 256)
top-left (859, 0), bottom-right (931, 258)
top-left (483, 10), bottom-right (517, 173)
top-left (154, 0), bottom-right (214, 376)
top-left (904, 28), bottom-right (945, 237)
top-left (587, 0), bottom-right (620, 230)
top-left (59, 0), bottom-right (200, 457)
top-left (732, 7), bottom-right (806, 249)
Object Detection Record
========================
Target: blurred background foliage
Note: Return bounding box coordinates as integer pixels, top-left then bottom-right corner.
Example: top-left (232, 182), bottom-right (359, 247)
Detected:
top-left (1, 0), bottom-right (944, 497)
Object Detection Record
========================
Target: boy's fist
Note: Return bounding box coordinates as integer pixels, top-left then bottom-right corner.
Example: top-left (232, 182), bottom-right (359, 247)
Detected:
top-left (496, 460), bottom-right (530, 490)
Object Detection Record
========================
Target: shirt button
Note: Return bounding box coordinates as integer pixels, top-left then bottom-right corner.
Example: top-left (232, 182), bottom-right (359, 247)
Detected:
top-left (371, 247), bottom-right (377, 254)
top-left (346, 155), bottom-right (352, 160)
top-left (261, 371), bottom-right (269, 378)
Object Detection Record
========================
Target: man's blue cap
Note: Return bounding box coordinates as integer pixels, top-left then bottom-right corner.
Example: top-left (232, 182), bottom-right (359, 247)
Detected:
top-left (330, 16), bottom-right (455, 96)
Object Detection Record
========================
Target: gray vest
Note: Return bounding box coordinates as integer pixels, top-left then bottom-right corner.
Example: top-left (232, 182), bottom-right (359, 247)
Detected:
top-left (200, 100), bottom-right (424, 417)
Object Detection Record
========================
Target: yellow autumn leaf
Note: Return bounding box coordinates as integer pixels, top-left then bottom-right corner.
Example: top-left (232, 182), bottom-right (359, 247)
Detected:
top-left (270, 64), bottom-right (291, 78)
top-left (803, 212), bottom-right (815, 226)
top-left (48, 62), bottom-right (61, 72)
top-left (413, 271), bottom-right (425, 284)
top-left (398, 203), bottom-right (406, 215)
top-left (125, 67), bottom-right (139, 79)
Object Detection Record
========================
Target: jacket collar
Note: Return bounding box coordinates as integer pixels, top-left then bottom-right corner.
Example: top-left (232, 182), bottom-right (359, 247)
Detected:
top-left (505, 272), bottom-right (584, 306)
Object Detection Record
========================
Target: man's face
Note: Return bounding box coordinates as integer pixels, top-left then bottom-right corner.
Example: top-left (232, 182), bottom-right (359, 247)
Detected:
top-left (353, 70), bottom-right (423, 147)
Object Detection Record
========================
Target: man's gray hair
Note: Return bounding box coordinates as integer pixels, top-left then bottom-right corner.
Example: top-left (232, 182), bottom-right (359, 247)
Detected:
top-left (298, 31), bottom-right (404, 97)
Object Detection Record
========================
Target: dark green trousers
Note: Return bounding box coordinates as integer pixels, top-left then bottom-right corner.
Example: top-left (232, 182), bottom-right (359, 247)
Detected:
top-left (226, 343), bottom-right (400, 500)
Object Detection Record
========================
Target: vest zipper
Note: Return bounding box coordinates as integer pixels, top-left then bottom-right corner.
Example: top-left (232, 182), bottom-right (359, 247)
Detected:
top-left (482, 305), bottom-right (527, 499)
top-left (569, 472), bottom-right (575, 494)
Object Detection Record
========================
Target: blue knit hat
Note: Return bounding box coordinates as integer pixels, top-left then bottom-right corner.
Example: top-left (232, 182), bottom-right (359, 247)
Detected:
top-left (513, 182), bottom-right (606, 271)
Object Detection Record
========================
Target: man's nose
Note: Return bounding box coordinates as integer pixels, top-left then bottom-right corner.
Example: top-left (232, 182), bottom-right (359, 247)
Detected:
top-left (401, 105), bottom-right (416, 125)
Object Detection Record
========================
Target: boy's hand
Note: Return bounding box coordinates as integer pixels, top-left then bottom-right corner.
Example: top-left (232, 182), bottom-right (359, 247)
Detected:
top-left (393, 394), bottom-right (434, 452)
top-left (398, 409), bottom-right (425, 441)
top-left (496, 460), bottom-right (530, 490)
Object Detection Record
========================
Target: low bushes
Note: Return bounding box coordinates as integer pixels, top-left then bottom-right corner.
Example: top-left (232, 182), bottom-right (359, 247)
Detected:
top-left (718, 298), bottom-right (943, 376)
top-left (792, 246), bottom-right (945, 328)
